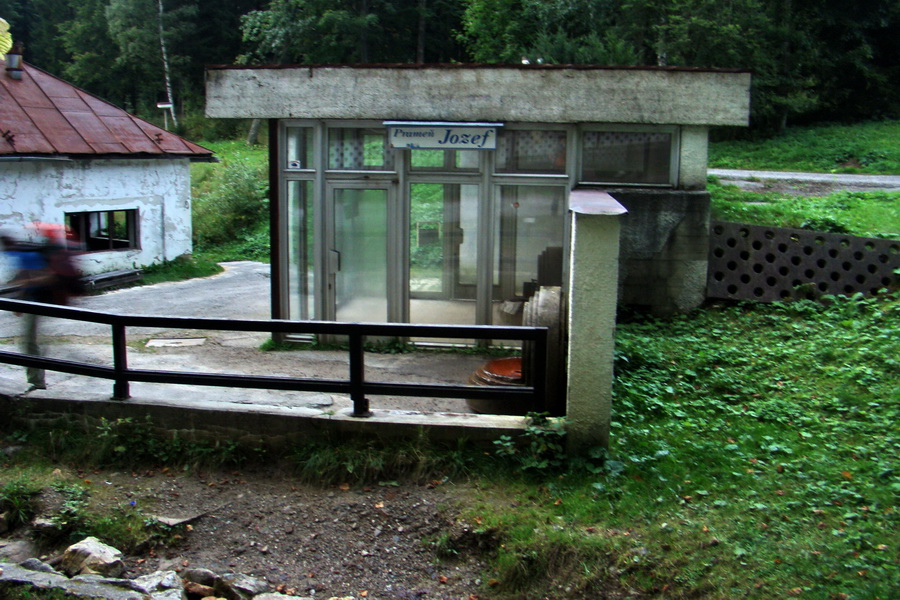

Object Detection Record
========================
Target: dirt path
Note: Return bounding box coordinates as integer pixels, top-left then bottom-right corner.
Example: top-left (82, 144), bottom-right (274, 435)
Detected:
top-left (126, 469), bottom-right (488, 599)
top-left (5, 466), bottom-right (495, 600)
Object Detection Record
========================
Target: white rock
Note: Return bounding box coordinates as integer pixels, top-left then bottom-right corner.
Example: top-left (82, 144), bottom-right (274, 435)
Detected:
top-left (219, 572), bottom-right (269, 598)
top-left (133, 570), bottom-right (182, 593)
top-left (60, 537), bottom-right (125, 577)
top-left (150, 589), bottom-right (186, 600)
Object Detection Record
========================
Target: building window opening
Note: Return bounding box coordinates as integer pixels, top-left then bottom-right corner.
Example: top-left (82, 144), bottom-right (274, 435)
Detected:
top-left (286, 127), bottom-right (314, 169)
top-left (66, 209), bottom-right (138, 252)
top-left (496, 186), bottom-right (566, 300)
top-left (287, 181), bottom-right (315, 320)
top-left (581, 130), bottom-right (672, 184)
top-left (409, 183), bottom-right (480, 328)
top-left (496, 130), bottom-right (567, 174)
top-left (409, 148), bottom-right (480, 171)
top-left (328, 127), bottom-right (394, 171)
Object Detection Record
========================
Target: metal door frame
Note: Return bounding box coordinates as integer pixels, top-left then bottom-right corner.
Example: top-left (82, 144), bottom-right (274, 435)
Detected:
top-left (323, 180), bottom-right (401, 323)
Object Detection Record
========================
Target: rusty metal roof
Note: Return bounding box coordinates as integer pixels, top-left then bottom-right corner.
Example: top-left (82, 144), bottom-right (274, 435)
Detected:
top-left (1, 59), bottom-right (213, 160)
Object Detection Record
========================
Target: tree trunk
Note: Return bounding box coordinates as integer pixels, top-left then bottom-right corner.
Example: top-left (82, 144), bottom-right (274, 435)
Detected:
top-left (416, 0), bottom-right (426, 64)
top-left (247, 118), bottom-right (262, 146)
top-left (156, 0), bottom-right (177, 129)
top-left (359, 0), bottom-right (369, 62)
top-left (777, 0), bottom-right (793, 133)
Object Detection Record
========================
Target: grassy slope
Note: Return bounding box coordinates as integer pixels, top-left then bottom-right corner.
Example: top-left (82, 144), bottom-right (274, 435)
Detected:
top-left (190, 140), bottom-right (270, 263)
top-left (467, 122), bottom-right (900, 598)
top-left (462, 293), bottom-right (899, 599)
top-left (709, 183), bottom-right (900, 239)
top-left (708, 121), bottom-right (900, 239)
top-left (709, 121), bottom-right (900, 174)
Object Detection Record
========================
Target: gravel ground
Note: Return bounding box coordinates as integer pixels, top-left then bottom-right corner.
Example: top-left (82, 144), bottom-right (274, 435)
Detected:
top-left (0, 465), bottom-right (496, 600)
top-left (110, 468), bottom-right (492, 600)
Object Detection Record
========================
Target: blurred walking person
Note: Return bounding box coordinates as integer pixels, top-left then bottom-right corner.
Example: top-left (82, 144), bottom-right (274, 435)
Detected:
top-left (1, 224), bottom-right (82, 391)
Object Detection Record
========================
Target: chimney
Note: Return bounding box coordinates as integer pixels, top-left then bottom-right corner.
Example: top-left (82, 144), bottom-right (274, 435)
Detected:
top-left (5, 41), bottom-right (23, 80)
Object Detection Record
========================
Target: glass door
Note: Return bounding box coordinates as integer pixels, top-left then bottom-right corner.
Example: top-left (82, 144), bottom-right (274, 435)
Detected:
top-left (327, 183), bottom-right (396, 323)
top-left (408, 183), bottom-right (480, 326)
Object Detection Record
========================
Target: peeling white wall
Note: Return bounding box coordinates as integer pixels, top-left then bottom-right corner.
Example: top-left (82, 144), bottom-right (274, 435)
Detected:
top-left (0, 158), bottom-right (192, 281)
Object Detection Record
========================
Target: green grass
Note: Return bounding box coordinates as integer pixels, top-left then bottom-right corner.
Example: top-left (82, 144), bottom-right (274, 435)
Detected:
top-left (138, 254), bottom-right (223, 285)
top-left (189, 139), bottom-right (268, 198)
top-left (456, 291), bottom-right (900, 599)
top-left (0, 464), bottom-right (183, 558)
top-left (709, 179), bottom-right (900, 239)
top-left (0, 476), bottom-right (41, 528)
top-left (190, 140), bottom-right (270, 263)
top-left (3, 291), bottom-right (897, 599)
top-left (710, 120), bottom-right (900, 174)
top-left (193, 223), bottom-right (270, 263)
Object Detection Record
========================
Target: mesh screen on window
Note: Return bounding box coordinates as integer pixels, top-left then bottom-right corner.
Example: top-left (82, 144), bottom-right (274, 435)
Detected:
top-left (581, 131), bottom-right (671, 184)
top-left (328, 128), bottom-right (393, 170)
top-left (495, 130), bottom-right (566, 174)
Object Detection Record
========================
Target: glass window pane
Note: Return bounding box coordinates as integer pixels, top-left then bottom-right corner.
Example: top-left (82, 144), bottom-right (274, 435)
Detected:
top-left (287, 181), bottom-right (315, 320)
top-left (410, 149), bottom-right (445, 169)
top-left (496, 186), bottom-right (566, 299)
top-left (286, 127), bottom-right (313, 169)
top-left (409, 183), bottom-right (479, 332)
top-left (90, 212), bottom-right (107, 239)
top-left (410, 183), bottom-right (445, 296)
top-left (457, 185), bottom-right (479, 288)
top-left (334, 188), bottom-right (388, 322)
top-left (457, 150), bottom-right (479, 169)
top-left (112, 211), bottom-right (127, 242)
top-left (410, 149), bottom-right (480, 170)
top-left (328, 128), bottom-right (394, 170)
top-left (495, 130), bottom-right (566, 174)
top-left (581, 131), bottom-right (671, 184)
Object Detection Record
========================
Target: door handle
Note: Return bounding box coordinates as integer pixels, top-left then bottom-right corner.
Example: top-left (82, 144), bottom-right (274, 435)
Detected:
top-left (330, 249), bottom-right (341, 272)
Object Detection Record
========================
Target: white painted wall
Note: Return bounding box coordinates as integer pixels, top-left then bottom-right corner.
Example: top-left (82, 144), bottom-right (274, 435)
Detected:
top-left (0, 158), bottom-right (192, 281)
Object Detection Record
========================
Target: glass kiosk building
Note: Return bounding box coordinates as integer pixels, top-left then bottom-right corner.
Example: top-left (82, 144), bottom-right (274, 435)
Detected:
top-left (206, 65), bottom-right (751, 331)
top-left (280, 120), bottom-right (676, 329)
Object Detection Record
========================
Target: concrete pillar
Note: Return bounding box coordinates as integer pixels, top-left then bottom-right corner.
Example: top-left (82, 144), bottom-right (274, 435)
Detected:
top-left (679, 125), bottom-right (709, 190)
top-left (565, 191), bottom-right (626, 452)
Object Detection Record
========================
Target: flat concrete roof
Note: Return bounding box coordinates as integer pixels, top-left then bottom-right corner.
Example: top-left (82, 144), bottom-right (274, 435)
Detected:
top-left (205, 64), bottom-right (751, 127)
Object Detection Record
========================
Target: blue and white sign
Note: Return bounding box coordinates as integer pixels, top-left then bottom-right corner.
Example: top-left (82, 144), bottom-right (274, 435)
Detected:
top-left (385, 121), bottom-right (502, 150)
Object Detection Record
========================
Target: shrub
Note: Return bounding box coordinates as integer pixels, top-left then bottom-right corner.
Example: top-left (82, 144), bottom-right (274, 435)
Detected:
top-left (192, 158), bottom-right (269, 246)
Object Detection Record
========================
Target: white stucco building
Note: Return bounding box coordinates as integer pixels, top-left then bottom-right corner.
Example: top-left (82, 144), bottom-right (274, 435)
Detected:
top-left (0, 55), bottom-right (213, 281)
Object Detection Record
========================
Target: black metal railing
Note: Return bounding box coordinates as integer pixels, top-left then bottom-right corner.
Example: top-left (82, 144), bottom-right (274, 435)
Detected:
top-left (0, 298), bottom-right (549, 417)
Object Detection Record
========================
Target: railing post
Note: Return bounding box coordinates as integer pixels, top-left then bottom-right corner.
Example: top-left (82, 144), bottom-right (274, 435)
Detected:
top-left (349, 333), bottom-right (370, 417)
top-left (111, 323), bottom-right (130, 400)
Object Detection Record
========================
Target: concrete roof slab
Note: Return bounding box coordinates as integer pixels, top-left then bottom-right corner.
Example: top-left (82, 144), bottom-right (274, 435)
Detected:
top-left (206, 65), bottom-right (751, 127)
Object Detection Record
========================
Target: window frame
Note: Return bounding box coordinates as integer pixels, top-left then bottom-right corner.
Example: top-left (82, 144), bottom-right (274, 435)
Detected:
top-left (65, 209), bottom-right (140, 252)
top-left (577, 124), bottom-right (680, 187)
top-left (324, 121), bottom-right (397, 175)
top-left (494, 127), bottom-right (569, 176)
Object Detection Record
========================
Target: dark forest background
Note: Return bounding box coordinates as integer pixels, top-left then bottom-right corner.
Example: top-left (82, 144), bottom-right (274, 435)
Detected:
top-left (3, 0), bottom-right (899, 136)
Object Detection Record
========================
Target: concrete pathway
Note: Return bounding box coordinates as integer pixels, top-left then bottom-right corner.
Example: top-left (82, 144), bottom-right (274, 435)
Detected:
top-left (709, 169), bottom-right (900, 190)
top-left (0, 261), bottom-right (490, 416)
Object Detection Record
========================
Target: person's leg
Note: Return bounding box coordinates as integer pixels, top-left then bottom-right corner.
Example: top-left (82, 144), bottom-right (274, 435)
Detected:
top-left (22, 312), bottom-right (46, 389)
